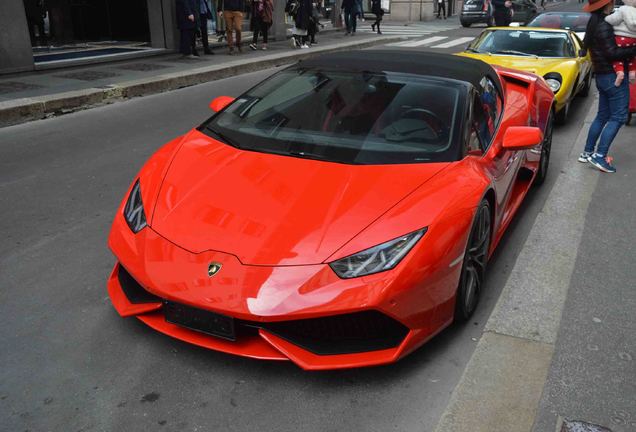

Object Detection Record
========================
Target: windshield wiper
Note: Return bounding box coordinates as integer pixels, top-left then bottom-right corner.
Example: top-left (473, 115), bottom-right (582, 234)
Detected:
top-left (204, 125), bottom-right (242, 149)
top-left (465, 47), bottom-right (483, 53)
top-left (288, 150), bottom-right (329, 161)
top-left (493, 49), bottom-right (537, 58)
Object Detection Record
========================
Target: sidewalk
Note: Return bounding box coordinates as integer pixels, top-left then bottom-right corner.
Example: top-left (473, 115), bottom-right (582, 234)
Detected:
top-left (0, 29), bottom-right (404, 128)
top-left (433, 97), bottom-right (636, 432)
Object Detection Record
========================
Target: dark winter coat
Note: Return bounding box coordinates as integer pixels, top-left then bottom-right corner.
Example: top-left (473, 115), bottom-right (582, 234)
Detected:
top-left (341, 0), bottom-right (356, 11)
top-left (584, 18), bottom-right (636, 74)
top-left (176, 0), bottom-right (201, 29)
top-left (218, 0), bottom-right (245, 12)
top-left (295, 0), bottom-right (312, 30)
top-left (371, 0), bottom-right (384, 15)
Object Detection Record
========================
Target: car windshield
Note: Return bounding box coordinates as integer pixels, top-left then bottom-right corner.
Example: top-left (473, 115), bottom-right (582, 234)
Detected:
top-left (201, 69), bottom-right (463, 165)
top-left (470, 30), bottom-right (575, 57)
top-left (527, 13), bottom-right (590, 32)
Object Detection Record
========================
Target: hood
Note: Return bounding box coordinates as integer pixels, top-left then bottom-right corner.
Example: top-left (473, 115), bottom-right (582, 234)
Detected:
top-left (150, 131), bottom-right (449, 266)
top-left (458, 52), bottom-right (576, 76)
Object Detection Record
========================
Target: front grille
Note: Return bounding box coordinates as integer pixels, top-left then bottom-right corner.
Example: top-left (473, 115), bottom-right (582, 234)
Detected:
top-left (117, 265), bottom-right (408, 355)
top-left (253, 311), bottom-right (409, 356)
top-left (117, 265), bottom-right (161, 304)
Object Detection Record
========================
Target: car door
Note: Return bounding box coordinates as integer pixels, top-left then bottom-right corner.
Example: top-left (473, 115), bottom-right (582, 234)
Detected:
top-left (570, 32), bottom-right (592, 90)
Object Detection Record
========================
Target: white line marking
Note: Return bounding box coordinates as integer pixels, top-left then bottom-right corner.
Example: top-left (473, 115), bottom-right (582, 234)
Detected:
top-left (387, 36), bottom-right (448, 47)
top-left (431, 37), bottom-right (475, 49)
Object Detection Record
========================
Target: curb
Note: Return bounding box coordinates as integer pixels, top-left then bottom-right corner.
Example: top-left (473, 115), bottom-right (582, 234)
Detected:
top-left (0, 35), bottom-right (401, 128)
top-left (432, 98), bottom-right (601, 432)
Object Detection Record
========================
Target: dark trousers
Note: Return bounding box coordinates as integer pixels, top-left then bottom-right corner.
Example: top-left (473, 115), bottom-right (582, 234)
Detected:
top-left (200, 19), bottom-right (210, 51)
top-left (437, 2), bottom-right (446, 18)
top-left (252, 16), bottom-right (269, 44)
top-left (344, 8), bottom-right (356, 33)
top-left (179, 28), bottom-right (196, 55)
top-left (493, 10), bottom-right (511, 26)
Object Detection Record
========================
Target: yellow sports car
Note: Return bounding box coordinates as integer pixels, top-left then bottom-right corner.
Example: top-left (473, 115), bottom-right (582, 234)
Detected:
top-left (457, 27), bottom-right (592, 124)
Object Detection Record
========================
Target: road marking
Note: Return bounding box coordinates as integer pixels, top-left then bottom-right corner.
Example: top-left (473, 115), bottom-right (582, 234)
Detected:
top-left (389, 36), bottom-right (448, 47)
top-left (430, 37), bottom-right (475, 48)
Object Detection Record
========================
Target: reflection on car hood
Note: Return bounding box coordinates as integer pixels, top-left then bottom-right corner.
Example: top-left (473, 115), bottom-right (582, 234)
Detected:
top-left (457, 52), bottom-right (576, 76)
top-left (150, 130), bottom-right (449, 266)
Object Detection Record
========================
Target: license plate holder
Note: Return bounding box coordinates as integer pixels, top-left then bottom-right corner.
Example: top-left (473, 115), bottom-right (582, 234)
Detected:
top-left (164, 301), bottom-right (236, 341)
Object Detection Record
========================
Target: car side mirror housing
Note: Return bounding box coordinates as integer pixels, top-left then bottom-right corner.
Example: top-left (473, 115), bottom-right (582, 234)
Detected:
top-left (578, 48), bottom-right (587, 57)
top-left (501, 126), bottom-right (543, 150)
top-left (209, 96), bottom-right (235, 112)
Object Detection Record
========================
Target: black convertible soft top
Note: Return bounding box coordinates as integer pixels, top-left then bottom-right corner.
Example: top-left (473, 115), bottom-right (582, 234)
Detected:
top-left (296, 50), bottom-right (502, 95)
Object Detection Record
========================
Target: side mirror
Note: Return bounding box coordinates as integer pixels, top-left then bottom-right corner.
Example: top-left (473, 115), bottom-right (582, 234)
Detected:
top-left (209, 96), bottom-right (235, 112)
top-left (578, 48), bottom-right (587, 57)
top-left (502, 126), bottom-right (543, 150)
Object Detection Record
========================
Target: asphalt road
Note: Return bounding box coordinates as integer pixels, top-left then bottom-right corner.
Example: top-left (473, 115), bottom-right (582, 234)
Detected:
top-left (0, 10), bottom-right (596, 432)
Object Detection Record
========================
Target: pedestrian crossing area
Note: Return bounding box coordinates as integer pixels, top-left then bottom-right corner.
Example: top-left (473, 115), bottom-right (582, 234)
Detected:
top-left (387, 35), bottom-right (476, 49)
top-left (356, 23), bottom-right (456, 37)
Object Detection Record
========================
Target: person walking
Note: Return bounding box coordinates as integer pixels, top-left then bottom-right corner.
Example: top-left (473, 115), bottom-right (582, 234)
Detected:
top-left (578, 0), bottom-right (636, 172)
top-left (290, 0), bottom-right (312, 47)
top-left (342, 0), bottom-right (357, 34)
top-left (176, 0), bottom-right (201, 58)
top-left (218, 0), bottom-right (245, 54)
top-left (436, 0), bottom-right (446, 19)
top-left (492, 0), bottom-right (513, 26)
top-left (371, 0), bottom-right (384, 33)
top-left (249, 0), bottom-right (273, 50)
top-left (200, 0), bottom-right (215, 54)
top-left (307, 0), bottom-right (322, 44)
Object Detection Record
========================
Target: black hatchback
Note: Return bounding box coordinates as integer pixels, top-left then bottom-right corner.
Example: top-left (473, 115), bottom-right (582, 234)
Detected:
top-left (460, 0), bottom-right (538, 27)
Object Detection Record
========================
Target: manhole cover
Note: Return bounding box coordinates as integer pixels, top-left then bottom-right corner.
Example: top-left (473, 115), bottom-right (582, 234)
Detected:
top-left (561, 419), bottom-right (613, 432)
top-left (0, 81), bottom-right (45, 94)
top-left (115, 63), bottom-right (171, 71)
top-left (56, 71), bottom-right (120, 81)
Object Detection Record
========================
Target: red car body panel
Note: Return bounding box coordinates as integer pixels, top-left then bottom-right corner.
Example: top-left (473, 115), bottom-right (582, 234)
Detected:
top-left (106, 64), bottom-right (554, 370)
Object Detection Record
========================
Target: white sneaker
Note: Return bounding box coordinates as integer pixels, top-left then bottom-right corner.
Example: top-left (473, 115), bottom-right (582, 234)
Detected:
top-left (301, 43), bottom-right (310, 49)
top-left (577, 151), bottom-right (591, 163)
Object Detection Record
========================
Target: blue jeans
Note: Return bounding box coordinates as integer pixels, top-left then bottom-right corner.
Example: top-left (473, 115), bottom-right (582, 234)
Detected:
top-left (344, 9), bottom-right (356, 33)
top-left (584, 72), bottom-right (629, 157)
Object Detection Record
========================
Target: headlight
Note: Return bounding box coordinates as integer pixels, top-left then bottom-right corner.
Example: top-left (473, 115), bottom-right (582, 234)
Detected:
top-left (329, 228), bottom-right (427, 279)
top-left (543, 73), bottom-right (562, 93)
top-left (123, 179), bottom-right (147, 233)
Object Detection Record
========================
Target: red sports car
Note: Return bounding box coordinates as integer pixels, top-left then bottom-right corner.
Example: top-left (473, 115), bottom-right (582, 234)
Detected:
top-left (107, 51), bottom-right (554, 370)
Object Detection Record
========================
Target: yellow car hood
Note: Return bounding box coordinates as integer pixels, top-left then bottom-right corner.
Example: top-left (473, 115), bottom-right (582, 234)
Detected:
top-left (457, 53), bottom-right (576, 77)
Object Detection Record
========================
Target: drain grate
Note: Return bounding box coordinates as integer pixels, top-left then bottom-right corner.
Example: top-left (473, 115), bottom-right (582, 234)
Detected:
top-left (55, 71), bottom-right (120, 81)
top-left (0, 81), bottom-right (45, 94)
top-left (560, 419), bottom-right (613, 432)
top-left (115, 63), bottom-right (171, 71)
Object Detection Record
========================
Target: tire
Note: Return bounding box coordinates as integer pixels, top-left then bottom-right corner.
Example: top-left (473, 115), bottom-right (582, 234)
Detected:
top-left (454, 200), bottom-right (491, 322)
top-left (533, 110), bottom-right (553, 187)
top-left (579, 72), bottom-right (592, 97)
top-left (555, 99), bottom-right (570, 125)
top-left (461, 20), bottom-right (471, 27)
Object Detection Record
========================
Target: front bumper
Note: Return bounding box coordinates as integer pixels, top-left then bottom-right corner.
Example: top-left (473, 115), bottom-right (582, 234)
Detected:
top-left (107, 213), bottom-right (451, 370)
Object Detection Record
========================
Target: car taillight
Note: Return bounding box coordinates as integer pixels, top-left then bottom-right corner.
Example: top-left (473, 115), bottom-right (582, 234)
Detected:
top-left (483, 1), bottom-right (488, 11)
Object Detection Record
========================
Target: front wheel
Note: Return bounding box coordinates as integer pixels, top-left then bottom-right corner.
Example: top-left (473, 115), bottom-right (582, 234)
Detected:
top-left (579, 72), bottom-right (592, 97)
top-left (533, 110), bottom-right (553, 187)
top-left (455, 200), bottom-right (491, 322)
top-left (555, 99), bottom-right (570, 125)
top-left (461, 20), bottom-right (471, 27)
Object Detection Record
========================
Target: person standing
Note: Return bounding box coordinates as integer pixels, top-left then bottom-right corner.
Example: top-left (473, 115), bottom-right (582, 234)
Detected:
top-left (492, 0), bottom-right (512, 26)
top-left (200, 0), bottom-right (215, 54)
top-left (308, 0), bottom-right (322, 44)
top-left (342, 0), bottom-right (357, 34)
top-left (371, 0), bottom-right (384, 33)
top-left (290, 0), bottom-right (312, 47)
top-left (218, 0), bottom-right (245, 54)
top-left (579, 0), bottom-right (636, 172)
top-left (176, 0), bottom-right (201, 58)
top-left (436, 0), bottom-right (446, 19)
top-left (249, 0), bottom-right (273, 50)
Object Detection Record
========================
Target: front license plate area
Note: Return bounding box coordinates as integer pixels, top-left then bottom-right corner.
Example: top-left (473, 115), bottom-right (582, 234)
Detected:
top-left (164, 301), bottom-right (236, 341)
